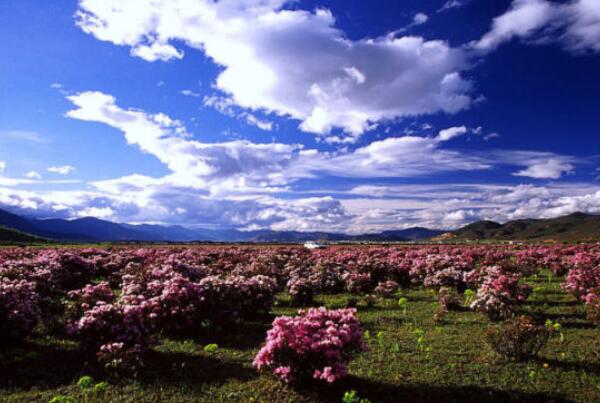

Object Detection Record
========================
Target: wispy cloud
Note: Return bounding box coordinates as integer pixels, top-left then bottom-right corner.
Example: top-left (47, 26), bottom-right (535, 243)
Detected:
top-left (48, 165), bottom-right (76, 175)
top-left (438, 0), bottom-right (468, 13)
top-left (180, 89), bottom-right (200, 98)
top-left (0, 130), bottom-right (48, 143)
top-left (242, 112), bottom-right (274, 131)
top-left (472, 0), bottom-right (600, 54)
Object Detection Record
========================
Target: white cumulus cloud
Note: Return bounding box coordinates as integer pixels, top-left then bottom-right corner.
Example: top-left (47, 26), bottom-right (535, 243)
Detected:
top-left (75, 0), bottom-right (473, 140)
top-left (513, 158), bottom-right (575, 179)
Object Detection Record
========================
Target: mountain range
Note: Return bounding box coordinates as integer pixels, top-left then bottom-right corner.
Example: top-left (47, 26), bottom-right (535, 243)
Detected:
top-left (0, 208), bottom-right (442, 243)
top-left (1, 207), bottom-right (598, 243)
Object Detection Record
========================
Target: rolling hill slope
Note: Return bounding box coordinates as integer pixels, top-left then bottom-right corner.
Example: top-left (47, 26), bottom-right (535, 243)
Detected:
top-left (0, 226), bottom-right (47, 243)
top-left (440, 212), bottom-right (600, 241)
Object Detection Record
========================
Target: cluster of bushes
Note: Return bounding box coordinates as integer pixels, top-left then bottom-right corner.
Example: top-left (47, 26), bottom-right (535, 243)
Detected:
top-left (1, 244), bottom-right (599, 382)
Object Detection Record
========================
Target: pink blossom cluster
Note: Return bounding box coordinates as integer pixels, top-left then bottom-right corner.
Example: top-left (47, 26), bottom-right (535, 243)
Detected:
top-left (0, 277), bottom-right (42, 339)
top-left (66, 282), bottom-right (115, 319)
top-left (66, 300), bottom-right (151, 352)
top-left (120, 269), bottom-right (203, 333)
top-left (197, 274), bottom-right (278, 319)
top-left (409, 254), bottom-right (474, 291)
top-left (343, 272), bottom-right (373, 294)
top-left (286, 272), bottom-right (315, 305)
top-left (97, 342), bottom-right (145, 376)
top-left (470, 266), bottom-right (532, 321)
top-left (307, 262), bottom-right (345, 293)
top-left (374, 280), bottom-right (399, 298)
top-left (253, 307), bottom-right (367, 384)
top-left (563, 264), bottom-right (600, 304)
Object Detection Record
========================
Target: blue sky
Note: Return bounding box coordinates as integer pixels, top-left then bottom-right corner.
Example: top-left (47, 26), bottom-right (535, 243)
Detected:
top-left (0, 0), bottom-right (599, 232)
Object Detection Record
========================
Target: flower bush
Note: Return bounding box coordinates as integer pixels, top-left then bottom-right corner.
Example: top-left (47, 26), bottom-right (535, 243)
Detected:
top-left (66, 282), bottom-right (115, 321)
top-left (97, 342), bottom-right (145, 376)
top-left (67, 301), bottom-right (151, 351)
top-left (486, 316), bottom-right (550, 360)
top-left (0, 277), bottom-right (42, 340)
top-left (563, 264), bottom-right (600, 304)
top-left (197, 274), bottom-right (278, 321)
top-left (67, 299), bottom-right (153, 373)
top-left (253, 307), bottom-right (368, 384)
top-left (585, 290), bottom-right (600, 327)
top-left (374, 280), bottom-right (399, 298)
top-left (470, 266), bottom-right (531, 321)
top-left (308, 262), bottom-right (345, 293)
top-left (343, 272), bottom-right (372, 294)
top-left (287, 273), bottom-right (315, 305)
top-left (438, 286), bottom-right (463, 311)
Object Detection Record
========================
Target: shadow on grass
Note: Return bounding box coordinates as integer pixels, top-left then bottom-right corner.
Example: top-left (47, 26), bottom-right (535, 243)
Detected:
top-left (525, 300), bottom-right (579, 308)
top-left (139, 350), bottom-right (257, 388)
top-left (404, 295), bottom-right (437, 303)
top-left (354, 304), bottom-right (399, 313)
top-left (163, 316), bottom-right (273, 351)
top-left (526, 312), bottom-right (595, 329)
top-left (0, 341), bottom-right (258, 392)
top-left (0, 341), bottom-right (91, 390)
top-left (535, 357), bottom-right (600, 375)
top-left (525, 311), bottom-right (591, 327)
top-left (557, 321), bottom-right (596, 330)
top-left (296, 375), bottom-right (573, 403)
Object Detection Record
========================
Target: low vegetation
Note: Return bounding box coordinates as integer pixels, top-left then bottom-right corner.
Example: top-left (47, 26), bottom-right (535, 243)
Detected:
top-left (0, 245), bottom-right (599, 402)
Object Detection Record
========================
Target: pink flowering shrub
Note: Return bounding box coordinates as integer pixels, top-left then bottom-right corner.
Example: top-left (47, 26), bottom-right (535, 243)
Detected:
top-left (463, 268), bottom-right (485, 288)
top-left (343, 272), bottom-right (372, 294)
top-left (66, 299), bottom-right (153, 375)
top-left (470, 266), bottom-right (531, 321)
top-left (253, 307), bottom-right (367, 384)
top-left (66, 282), bottom-right (115, 321)
top-left (197, 275), bottom-right (278, 321)
top-left (97, 342), bottom-right (145, 376)
top-left (121, 270), bottom-right (201, 333)
top-left (438, 286), bottom-right (463, 311)
top-left (308, 262), bottom-right (345, 293)
top-left (374, 280), bottom-right (399, 298)
top-left (562, 265), bottom-right (600, 304)
top-left (67, 301), bottom-right (151, 351)
top-left (423, 267), bottom-right (468, 291)
top-left (287, 271), bottom-right (315, 305)
top-left (584, 289), bottom-right (600, 327)
top-left (118, 267), bottom-right (278, 333)
top-left (0, 278), bottom-right (42, 340)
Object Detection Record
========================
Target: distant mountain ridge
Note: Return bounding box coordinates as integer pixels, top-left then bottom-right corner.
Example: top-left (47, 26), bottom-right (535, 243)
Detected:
top-left (437, 212), bottom-right (600, 242)
top-left (2, 207), bottom-right (598, 243)
top-left (0, 207), bottom-right (442, 243)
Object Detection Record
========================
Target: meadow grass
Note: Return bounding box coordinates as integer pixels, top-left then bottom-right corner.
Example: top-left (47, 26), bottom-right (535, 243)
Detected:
top-left (1, 271), bottom-right (599, 402)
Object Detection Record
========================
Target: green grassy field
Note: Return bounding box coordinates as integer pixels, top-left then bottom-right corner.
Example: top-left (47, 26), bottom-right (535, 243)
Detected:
top-left (1, 270), bottom-right (599, 403)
